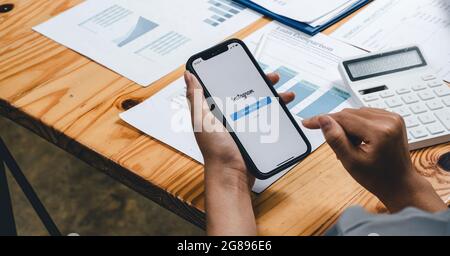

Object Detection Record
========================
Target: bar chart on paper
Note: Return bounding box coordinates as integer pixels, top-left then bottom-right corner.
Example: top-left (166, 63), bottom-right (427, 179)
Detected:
top-left (115, 17), bottom-right (159, 47)
top-left (35, 0), bottom-right (262, 86)
top-left (205, 0), bottom-right (246, 27)
top-left (297, 87), bottom-right (350, 119)
top-left (259, 62), bottom-right (351, 120)
top-left (78, 4), bottom-right (160, 48)
top-left (248, 23), bottom-right (363, 121)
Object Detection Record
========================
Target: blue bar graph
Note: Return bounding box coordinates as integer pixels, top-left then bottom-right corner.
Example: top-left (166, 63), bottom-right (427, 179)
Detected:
top-left (204, 0), bottom-right (245, 27)
top-left (286, 81), bottom-right (319, 109)
top-left (209, 6), bottom-right (233, 18)
top-left (212, 0), bottom-right (240, 14)
top-left (274, 66), bottom-right (298, 89)
top-left (211, 15), bottom-right (226, 23)
top-left (297, 87), bottom-right (351, 119)
top-left (231, 97), bottom-right (272, 121)
top-left (204, 19), bottom-right (219, 26)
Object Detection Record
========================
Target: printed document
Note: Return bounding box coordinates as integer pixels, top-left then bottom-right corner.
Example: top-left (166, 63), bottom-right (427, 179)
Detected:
top-left (120, 22), bottom-right (365, 193)
top-left (331, 0), bottom-right (450, 82)
top-left (250, 0), bottom-right (360, 26)
top-left (34, 0), bottom-right (261, 86)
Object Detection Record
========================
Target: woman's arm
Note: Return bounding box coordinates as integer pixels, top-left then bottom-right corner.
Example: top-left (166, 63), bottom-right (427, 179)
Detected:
top-left (205, 165), bottom-right (256, 236)
top-left (184, 71), bottom-right (294, 236)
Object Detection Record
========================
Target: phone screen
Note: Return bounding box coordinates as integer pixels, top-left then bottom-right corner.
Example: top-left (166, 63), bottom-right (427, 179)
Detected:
top-left (191, 41), bottom-right (310, 176)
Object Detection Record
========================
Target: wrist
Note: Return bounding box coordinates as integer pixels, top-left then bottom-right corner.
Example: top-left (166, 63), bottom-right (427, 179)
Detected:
top-left (377, 172), bottom-right (447, 213)
top-left (204, 163), bottom-right (252, 195)
top-left (204, 164), bottom-right (257, 236)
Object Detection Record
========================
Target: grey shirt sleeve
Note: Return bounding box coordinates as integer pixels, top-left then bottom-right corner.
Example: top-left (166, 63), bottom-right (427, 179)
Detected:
top-left (326, 206), bottom-right (450, 236)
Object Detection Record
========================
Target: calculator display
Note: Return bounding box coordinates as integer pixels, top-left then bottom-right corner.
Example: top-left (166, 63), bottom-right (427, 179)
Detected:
top-left (343, 47), bottom-right (427, 82)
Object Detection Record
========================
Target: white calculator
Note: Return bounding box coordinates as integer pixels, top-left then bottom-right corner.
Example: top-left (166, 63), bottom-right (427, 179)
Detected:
top-left (338, 46), bottom-right (450, 150)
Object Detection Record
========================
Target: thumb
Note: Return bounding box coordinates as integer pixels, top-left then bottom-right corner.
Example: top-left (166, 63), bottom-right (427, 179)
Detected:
top-left (318, 115), bottom-right (355, 161)
top-left (185, 71), bottom-right (203, 104)
top-left (184, 71), bottom-right (208, 132)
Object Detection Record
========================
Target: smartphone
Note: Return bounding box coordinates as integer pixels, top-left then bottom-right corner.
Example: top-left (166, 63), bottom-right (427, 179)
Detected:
top-left (186, 39), bottom-right (311, 179)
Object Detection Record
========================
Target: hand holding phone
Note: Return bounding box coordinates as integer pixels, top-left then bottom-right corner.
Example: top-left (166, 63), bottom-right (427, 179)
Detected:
top-left (186, 39), bottom-right (311, 179)
top-left (186, 70), bottom-right (295, 180)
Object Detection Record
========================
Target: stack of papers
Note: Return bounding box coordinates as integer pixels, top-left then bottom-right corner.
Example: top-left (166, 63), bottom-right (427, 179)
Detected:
top-left (250, 0), bottom-right (362, 27)
top-left (234, 0), bottom-right (370, 35)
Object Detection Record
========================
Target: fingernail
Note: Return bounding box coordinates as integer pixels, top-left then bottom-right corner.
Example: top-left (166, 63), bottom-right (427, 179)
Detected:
top-left (318, 116), bottom-right (332, 131)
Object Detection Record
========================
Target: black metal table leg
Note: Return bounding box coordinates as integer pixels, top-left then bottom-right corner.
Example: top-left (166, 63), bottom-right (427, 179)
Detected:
top-left (0, 138), bottom-right (61, 236)
top-left (0, 158), bottom-right (17, 236)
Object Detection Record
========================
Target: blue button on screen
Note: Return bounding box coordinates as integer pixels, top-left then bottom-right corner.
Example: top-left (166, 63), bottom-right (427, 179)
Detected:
top-left (231, 97), bottom-right (272, 121)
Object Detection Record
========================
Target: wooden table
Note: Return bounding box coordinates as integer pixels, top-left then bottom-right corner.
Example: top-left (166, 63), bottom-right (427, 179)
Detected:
top-left (1, 0), bottom-right (449, 235)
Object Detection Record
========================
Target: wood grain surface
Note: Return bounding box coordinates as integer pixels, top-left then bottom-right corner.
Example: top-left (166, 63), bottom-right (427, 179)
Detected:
top-left (1, 0), bottom-right (449, 235)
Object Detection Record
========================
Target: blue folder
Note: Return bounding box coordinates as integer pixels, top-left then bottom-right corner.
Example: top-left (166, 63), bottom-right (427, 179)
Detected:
top-left (233, 0), bottom-right (370, 36)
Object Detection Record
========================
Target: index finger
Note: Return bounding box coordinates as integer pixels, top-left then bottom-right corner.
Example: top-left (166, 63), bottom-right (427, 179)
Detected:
top-left (303, 110), bottom-right (377, 142)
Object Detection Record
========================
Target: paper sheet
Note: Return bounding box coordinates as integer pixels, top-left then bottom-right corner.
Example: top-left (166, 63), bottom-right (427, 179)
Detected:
top-left (309, 0), bottom-right (360, 27)
top-left (331, 0), bottom-right (450, 82)
top-left (34, 0), bottom-right (261, 86)
top-left (250, 0), bottom-right (357, 24)
top-left (120, 22), bottom-right (365, 193)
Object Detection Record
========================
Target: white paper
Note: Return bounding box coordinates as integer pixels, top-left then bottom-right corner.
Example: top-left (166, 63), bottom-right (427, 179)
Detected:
top-left (249, 22), bottom-right (365, 192)
top-left (309, 0), bottom-right (360, 27)
top-left (331, 0), bottom-right (450, 82)
top-left (121, 79), bottom-right (203, 162)
top-left (251, 0), bottom-right (358, 25)
top-left (120, 22), bottom-right (365, 193)
top-left (34, 0), bottom-right (261, 86)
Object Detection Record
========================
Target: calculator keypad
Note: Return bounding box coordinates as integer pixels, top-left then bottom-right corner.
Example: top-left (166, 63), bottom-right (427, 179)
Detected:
top-left (434, 109), bottom-right (450, 130)
top-left (426, 123), bottom-right (445, 135)
top-left (402, 94), bottom-right (419, 104)
top-left (409, 103), bottom-right (427, 114)
top-left (443, 96), bottom-right (450, 107)
top-left (385, 98), bottom-right (403, 108)
top-left (412, 84), bottom-right (427, 91)
top-left (426, 100), bottom-right (443, 110)
top-left (404, 116), bottom-right (419, 128)
top-left (410, 127), bottom-right (428, 139)
top-left (434, 87), bottom-right (450, 97)
top-left (428, 81), bottom-right (443, 88)
top-left (380, 90), bottom-right (395, 98)
top-left (360, 77), bottom-right (450, 146)
top-left (396, 88), bottom-right (411, 95)
top-left (418, 91), bottom-right (434, 101)
top-left (422, 75), bottom-right (436, 81)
